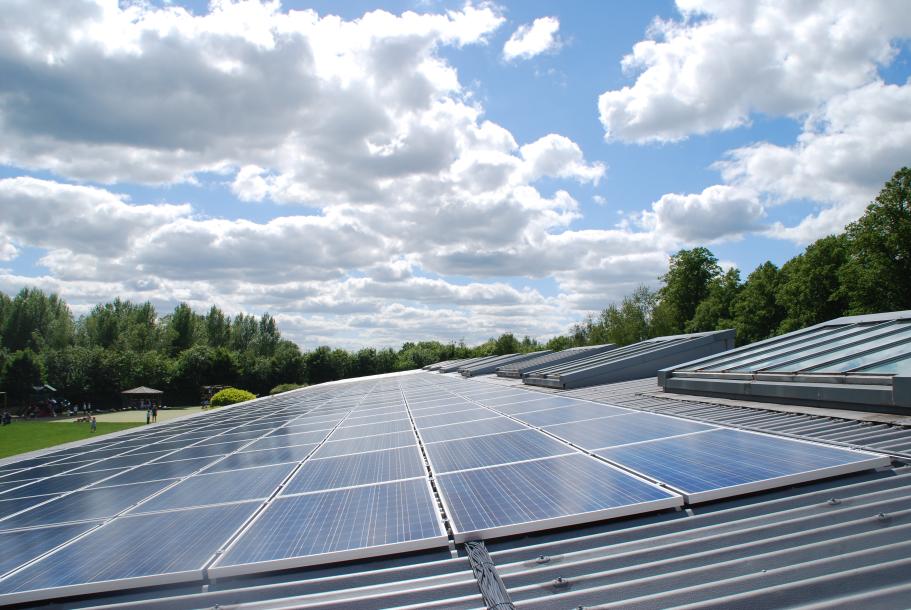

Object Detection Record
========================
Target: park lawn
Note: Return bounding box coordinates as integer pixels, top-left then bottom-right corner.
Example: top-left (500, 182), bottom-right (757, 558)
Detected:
top-left (0, 420), bottom-right (144, 459)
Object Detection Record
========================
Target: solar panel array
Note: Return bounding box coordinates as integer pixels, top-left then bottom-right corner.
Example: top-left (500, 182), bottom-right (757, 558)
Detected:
top-left (0, 371), bottom-right (889, 604)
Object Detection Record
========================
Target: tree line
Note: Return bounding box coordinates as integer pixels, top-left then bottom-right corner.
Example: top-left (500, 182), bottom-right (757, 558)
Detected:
top-left (546, 167), bottom-right (911, 349)
top-left (0, 292), bottom-right (541, 407)
top-left (0, 167), bottom-right (907, 407)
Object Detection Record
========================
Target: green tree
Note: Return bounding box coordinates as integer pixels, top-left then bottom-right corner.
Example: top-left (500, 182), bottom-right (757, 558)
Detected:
top-left (271, 340), bottom-right (306, 385)
top-left (204, 306), bottom-right (231, 349)
top-left (163, 303), bottom-right (199, 355)
top-left (230, 313), bottom-right (258, 353)
top-left (254, 313), bottom-right (280, 357)
top-left (599, 285), bottom-right (659, 345)
top-left (1, 288), bottom-right (74, 352)
top-left (545, 335), bottom-right (574, 351)
top-left (733, 262), bottom-right (786, 344)
top-left (1, 349), bottom-right (45, 404)
top-left (777, 235), bottom-right (849, 333)
top-left (655, 248), bottom-right (723, 333)
top-left (839, 167), bottom-right (911, 313)
top-left (493, 332), bottom-right (519, 355)
top-left (687, 268), bottom-right (742, 332)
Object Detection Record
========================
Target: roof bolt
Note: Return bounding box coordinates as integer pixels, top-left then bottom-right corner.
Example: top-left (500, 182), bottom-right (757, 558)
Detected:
top-left (827, 498), bottom-right (841, 505)
top-left (553, 576), bottom-right (569, 588)
top-left (536, 555), bottom-right (550, 564)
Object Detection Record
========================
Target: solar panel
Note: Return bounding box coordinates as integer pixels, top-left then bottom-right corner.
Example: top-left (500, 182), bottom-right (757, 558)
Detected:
top-left (206, 444), bottom-right (317, 473)
top-left (0, 523), bottom-right (97, 578)
top-left (97, 457), bottom-right (214, 486)
top-left (0, 480), bottom-right (172, 531)
top-left (514, 402), bottom-right (632, 426)
top-left (423, 429), bottom-right (575, 473)
top-left (596, 428), bottom-right (891, 502)
top-left (417, 417), bottom-right (526, 443)
top-left (0, 501), bottom-right (260, 605)
top-left (243, 430), bottom-right (329, 451)
top-left (162, 440), bottom-right (250, 461)
top-left (2, 469), bottom-right (128, 499)
top-left (131, 463), bottom-right (296, 513)
top-left (282, 445), bottom-right (426, 495)
top-left (0, 495), bottom-right (57, 522)
top-left (435, 454), bottom-right (682, 542)
top-left (329, 418), bottom-right (413, 439)
top-left (211, 478), bottom-right (446, 577)
top-left (313, 431), bottom-right (417, 459)
top-left (412, 407), bottom-right (496, 428)
top-left (543, 412), bottom-right (717, 450)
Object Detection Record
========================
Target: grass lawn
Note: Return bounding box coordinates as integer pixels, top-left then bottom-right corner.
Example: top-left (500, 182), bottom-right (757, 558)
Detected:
top-left (0, 420), bottom-right (144, 459)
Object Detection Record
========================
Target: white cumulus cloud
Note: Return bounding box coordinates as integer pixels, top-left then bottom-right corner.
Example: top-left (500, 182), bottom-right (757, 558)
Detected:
top-left (503, 16), bottom-right (561, 61)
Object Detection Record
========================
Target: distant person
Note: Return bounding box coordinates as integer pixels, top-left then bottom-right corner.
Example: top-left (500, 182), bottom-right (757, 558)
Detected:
top-left (1, 412), bottom-right (10, 426)
top-left (146, 408), bottom-right (151, 425)
top-left (90, 417), bottom-right (97, 433)
top-left (152, 405), bottom-right (158, 423)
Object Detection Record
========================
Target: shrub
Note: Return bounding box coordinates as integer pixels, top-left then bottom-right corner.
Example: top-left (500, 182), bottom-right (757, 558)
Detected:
top-left (209, 387), bottom-right (256, 407)
top-left (269, 383), bottom-right (307, 395)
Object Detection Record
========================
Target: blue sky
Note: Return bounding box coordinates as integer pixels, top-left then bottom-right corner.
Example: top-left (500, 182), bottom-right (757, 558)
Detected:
top-left (1, 1), bottom-right (909, 348)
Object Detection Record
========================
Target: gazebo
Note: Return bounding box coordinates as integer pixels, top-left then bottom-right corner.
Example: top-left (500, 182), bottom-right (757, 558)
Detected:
top-left (121, 386), bottom-right (164, 410)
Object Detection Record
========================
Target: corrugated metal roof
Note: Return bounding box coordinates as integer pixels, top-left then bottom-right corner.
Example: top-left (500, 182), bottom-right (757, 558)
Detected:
top-left (14, 373), bottom-right (911, 610)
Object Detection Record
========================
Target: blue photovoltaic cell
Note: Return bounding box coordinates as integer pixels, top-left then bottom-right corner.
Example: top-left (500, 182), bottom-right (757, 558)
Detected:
top-left (413, 408), bottom-right (495, 428)
top-left (436, 454), bottom-right (679, 538)
top-left (313, 431), bottom-right (417, 459)
top-left (0, 502), bottom-right (260, 601)
top-left (243, 431), bottom-right (328, 451)
top-left (0, 522), bottom-right (98, 577)
top-left (134, 463), bottom-right (296, 513)
top-left (285, 420), bottom-right (342, 433)
top-left (544, 412), bottom-right (717, 450)
top-left (0, 480), bottom-right (35, 496)
top-left (124, 440), bottom-right (197, 454)
top-left (96, 458), bottom-right (214, 486)
top-left (2, 469), bottom-right (127, 499)
top-left (69, 451), bottom-right (174, 472)
top-left (1, 457), bottom-right (61, 472)
top-left (597, 428), bottom-right (887, 498)
top-left (283, 445), bottom-right (425, 494)
top-left (0, 495), bottom-right (57, 522)
top-left (515, 403), bottom-right (632, 427)
top-left (424, 429), bottom-right (574, 473)
top-left (208, 444), bottom-right (317, 472)
top-left (418, 417), bottom-right (526, 444)
top-left (264, 426), bottom-right (318, 437)
top-left (473, 393), bottom-right (539, 407)
top-left (162, 441), bottom-right (249, 461)
top-left (490, 396), bottom-right (608, 415)
top-left (217, 479), bottom-right (444, 569)
top-left (408, 402), bottom-right (476, 416)
top-left (342, 412), bottom-right (409, 426)
top-left (330, 419), bottom-right (413, 440)
top-left (0, 480), bottom-right (171, 530)
top-left (1, 464), bottom-right (85, 483)
top-left (210, 429), bottom-right (274, 443)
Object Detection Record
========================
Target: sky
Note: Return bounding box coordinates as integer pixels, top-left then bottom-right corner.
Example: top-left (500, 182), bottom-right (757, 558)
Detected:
top-left (0, 0), bottom-right (909, 349)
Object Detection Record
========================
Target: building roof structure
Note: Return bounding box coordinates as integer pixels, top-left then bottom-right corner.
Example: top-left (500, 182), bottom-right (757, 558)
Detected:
top-left (2, 315), bottom-right (911, 609)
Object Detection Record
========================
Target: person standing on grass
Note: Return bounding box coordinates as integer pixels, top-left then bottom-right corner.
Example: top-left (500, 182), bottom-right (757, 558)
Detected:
top-left (146, 408), bottom-right (151, 425)
top-left (152, 405), bottom-right (158, 423)
top-left (90, 417), bottom-right (97, 433)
